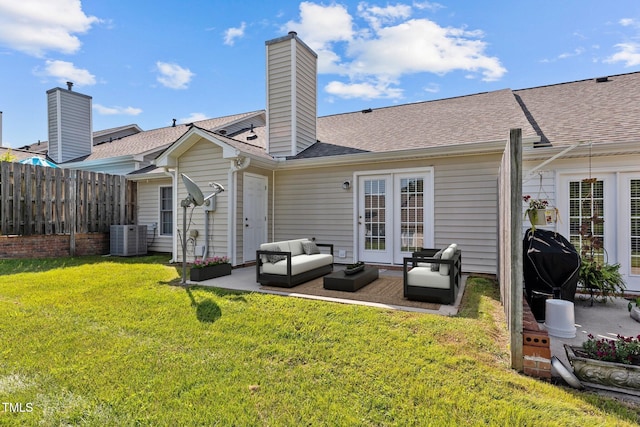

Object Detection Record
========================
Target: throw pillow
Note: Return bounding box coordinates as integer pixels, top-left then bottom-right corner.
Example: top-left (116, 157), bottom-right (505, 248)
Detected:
top-left (430, 249), bottom-right (444, 271)
top-left (302, 241), bottom-right (320, 255)
top-left (266, 246), bottom-right (287, 264)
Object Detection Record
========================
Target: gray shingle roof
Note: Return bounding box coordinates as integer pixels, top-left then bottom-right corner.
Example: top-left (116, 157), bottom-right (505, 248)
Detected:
top-left (514, 72), bottom-right (640, 146)
top-left (82, 111), bottom-right (264, 161)
top-left (298, 89), bottom-right (537, 159)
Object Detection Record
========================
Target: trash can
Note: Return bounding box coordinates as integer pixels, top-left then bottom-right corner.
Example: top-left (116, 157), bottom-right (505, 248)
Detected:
top-left (523, 228), bottom-right (581, 322)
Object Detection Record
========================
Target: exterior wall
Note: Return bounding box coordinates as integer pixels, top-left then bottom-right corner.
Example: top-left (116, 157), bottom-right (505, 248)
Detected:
top-left (266, 40), bottom-right (293, 157)
top-left (47, 88), bottom-right (93, 163)
top-left (523, 152), bottom-right (640, 292)
top-left (176, 139), bottom-right (230, 262)
top-left (266, 34), bottom-right (317, 157)
top-left (137, 177), bottom-right (173, 253)
top-left (273, 153), bottom-right (502, 274)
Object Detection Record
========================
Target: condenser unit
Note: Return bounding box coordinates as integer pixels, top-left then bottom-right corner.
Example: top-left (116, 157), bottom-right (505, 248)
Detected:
top-left (110, 225), bottom-right (147, 256)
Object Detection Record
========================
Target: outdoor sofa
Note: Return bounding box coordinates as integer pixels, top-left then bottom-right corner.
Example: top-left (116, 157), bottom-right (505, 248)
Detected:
top-left (403, 244), bottom-right (462, 304)
top-left (256, 239), bottom-right (334, 287)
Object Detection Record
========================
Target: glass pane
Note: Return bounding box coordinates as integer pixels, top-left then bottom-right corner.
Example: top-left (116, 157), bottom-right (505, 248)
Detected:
top-left (364, 179), bottom-right (386, 251)
top-left (631, 180), bottom-right (640, 275)
top-left (568, 179), bottom-right (605, 260)
top-left (399, 177), bottom-right (424, 252)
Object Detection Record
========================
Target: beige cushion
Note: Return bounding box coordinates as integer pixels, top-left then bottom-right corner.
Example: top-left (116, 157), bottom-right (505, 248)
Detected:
top-left (407, 267), bottom-right (451, 289)
top-left (439, 247), bottom-right (455, 276)
top-left (262, 253), bottom-right (333, 275)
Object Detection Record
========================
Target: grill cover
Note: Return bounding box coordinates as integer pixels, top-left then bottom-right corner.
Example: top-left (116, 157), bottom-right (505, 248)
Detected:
top-left (523, 228), bottom-right (581, 303)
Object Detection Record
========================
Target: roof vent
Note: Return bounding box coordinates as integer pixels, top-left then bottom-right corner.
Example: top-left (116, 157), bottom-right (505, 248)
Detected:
top-left (288, 31), bottom-right (297, 36)
top-left (247, 124), bottom-right (258, 141)
top-left (66, 81), bottom-right (73, 91)
top-left (595, 76), bottom-right (609, 83)
top-left (362, 108), bottom-right (373, 114)
top-left (218, 129), bottom-right (227, 135)
top-left (172, 118), bottom-right (176, 127)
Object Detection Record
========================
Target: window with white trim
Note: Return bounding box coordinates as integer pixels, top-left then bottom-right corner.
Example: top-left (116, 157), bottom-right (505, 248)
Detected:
top-left (569, 179), bottom-right (604, 263)
top-left (160, 186), bottom-right (173, 235)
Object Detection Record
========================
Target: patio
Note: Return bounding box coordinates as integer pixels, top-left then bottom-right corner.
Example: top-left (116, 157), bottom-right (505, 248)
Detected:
top-left (189, 264), bottom-right (465, 316)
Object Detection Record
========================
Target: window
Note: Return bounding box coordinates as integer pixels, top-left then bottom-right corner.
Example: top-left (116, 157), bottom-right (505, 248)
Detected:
top-left (160, 186), bottom-right (173, 235)
top-left (569, 179), bottom-right (604, 263)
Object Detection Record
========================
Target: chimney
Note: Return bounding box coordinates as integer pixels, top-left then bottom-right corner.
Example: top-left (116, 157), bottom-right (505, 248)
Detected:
top-left (47, 86), bottom-right (93, 163)
top-left (265, 32), bottom-right (317, 157)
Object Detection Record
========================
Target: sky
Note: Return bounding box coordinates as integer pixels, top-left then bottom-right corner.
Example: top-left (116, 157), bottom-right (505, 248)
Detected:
top-left (1, 1), bottom-right (640, 148)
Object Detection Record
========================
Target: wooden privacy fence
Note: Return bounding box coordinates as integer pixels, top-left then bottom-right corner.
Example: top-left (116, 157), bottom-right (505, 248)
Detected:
top-left (0, 161), bottom-right (136, 236)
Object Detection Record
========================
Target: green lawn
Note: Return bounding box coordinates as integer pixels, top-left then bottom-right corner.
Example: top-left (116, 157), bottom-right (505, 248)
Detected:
top-left (0, 256), bottom-right (638, 426)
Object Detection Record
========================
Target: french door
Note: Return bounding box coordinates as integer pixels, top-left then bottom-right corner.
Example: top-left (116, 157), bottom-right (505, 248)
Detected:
top-left (622, 174), bottom-right (640, 290)
top-left (357, 170), bottom-right (433, 264)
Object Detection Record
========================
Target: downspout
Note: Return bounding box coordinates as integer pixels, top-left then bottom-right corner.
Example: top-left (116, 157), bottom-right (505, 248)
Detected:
top-left (272, 169), bottom-right (276, 241)
top-left (228, 156), bottom-right (250, 265)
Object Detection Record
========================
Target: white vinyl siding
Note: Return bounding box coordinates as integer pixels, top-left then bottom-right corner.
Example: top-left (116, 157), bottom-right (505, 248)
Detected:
top-left (273, 154), bottom-right (502, 274)
top-left (137, 178), bottom-right (173, 253)
top-left (266, 34), bottom-right (317, 157)
top-left (177, 139), bottom-right (229, 262)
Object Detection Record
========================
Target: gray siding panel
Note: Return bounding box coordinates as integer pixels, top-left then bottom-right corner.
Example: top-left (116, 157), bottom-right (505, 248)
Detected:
top-left (47, 88), bottom-right (92, 163)
top-left (272, 154), bottom-right (501, 274)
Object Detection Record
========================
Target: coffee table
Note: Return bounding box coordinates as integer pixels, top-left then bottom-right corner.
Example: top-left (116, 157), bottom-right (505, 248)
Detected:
top-left (323, 266), bottom-right (379, 292)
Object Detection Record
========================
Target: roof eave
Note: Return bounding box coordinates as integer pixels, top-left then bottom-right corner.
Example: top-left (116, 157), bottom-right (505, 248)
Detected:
top-left (276, 139), bottom-right (510, 170)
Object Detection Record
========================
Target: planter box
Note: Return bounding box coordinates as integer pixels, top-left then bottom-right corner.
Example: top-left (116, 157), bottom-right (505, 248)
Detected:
top-left (565, 344), bottom-right (640, 396)
top-left (190, 263), bottom-right (232, 281)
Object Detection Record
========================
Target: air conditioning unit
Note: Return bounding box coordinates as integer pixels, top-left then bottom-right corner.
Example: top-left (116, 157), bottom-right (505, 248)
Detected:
top-left (110, 225), bottom-right (147, 256)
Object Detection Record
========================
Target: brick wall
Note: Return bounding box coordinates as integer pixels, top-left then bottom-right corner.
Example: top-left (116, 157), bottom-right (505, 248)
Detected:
top-left (0, 233), bottom-right (110, 259)
top-left (522, 295), bottom-right (551, 379)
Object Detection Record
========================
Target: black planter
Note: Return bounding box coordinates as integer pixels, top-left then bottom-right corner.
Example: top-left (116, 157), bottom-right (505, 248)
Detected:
top-left (190, 263), bottom-right (232, 281)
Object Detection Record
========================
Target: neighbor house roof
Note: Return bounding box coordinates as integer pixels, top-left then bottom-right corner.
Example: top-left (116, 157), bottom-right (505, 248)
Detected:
top-left (514, 72), bottom-right (640, 147)
top-left (73, 111), bottom-right (265, 162)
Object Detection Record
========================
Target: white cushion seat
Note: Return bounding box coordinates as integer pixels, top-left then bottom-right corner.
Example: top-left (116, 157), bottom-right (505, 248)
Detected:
top-left (407, 267), bottom-right (451, 289)
top-left (262, 253), bottom-right (334, 275)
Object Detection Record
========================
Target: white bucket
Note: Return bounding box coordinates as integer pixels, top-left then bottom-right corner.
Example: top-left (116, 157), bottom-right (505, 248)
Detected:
top-left (544, 299), bottom-right (576, 338)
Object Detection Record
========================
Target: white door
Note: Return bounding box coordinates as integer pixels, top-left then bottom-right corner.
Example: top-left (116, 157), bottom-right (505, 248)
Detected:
top-left (358, 176), bottom-right (393, 263)
top-left (621, 174), bottom-right (640, 291)
top-left (357, 170), bottom-right (433, 264)
top-left (243, 173), bottom-right (267, 262)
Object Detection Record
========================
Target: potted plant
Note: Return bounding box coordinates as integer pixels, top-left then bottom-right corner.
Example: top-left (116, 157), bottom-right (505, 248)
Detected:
top-left (565, 334), bottom-right (640, 393)
top-left (190, 256), bottom-right (231, 281)
top-left (629, 297), bottom-right (640, 323)
top-left (523, 195), bottom-right (556, 228)
top-left (577, 214), bottom-right (626, 303)
top-left (344, 261), bottom-right (365, 275)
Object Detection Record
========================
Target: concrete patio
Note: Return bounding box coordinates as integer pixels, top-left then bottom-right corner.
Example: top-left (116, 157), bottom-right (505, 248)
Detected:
top-left (188, 264), bottom-right (465, 316)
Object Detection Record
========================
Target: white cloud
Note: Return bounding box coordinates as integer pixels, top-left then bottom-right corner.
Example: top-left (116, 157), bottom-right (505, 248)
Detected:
top-left (620, 18), bottom-right (636, 27)
top-left (179, 113), bottom-right (208, 124)
top-left (605, 42), bottom-right (640, 67)
top-left (413, 1), bottom-right (445, 12)
top-left (285, 2), bottom-right (506, 101)
top-left (325, 80), bottom-right (403, 100)
top-left (283, 2), bottom-right (354, 51)
top-left (558, 47), bottom-right (585, 59)
top-left (224, 22), bottom-right (246, 46)
top-left (0, 0), bottom-right (99, 57)
top-left (155, 62), bottom-right (194, 89)
top-left (357, 2), bottom-right (412, 31)
top-left (38, 59), bottom-right (96, 85)
top-left (93, 104), bottom-right (142, 116)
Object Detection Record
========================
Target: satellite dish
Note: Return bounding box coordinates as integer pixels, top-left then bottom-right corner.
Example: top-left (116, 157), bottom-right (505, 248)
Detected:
top-left (181, 174), bottom-right (205, 206)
